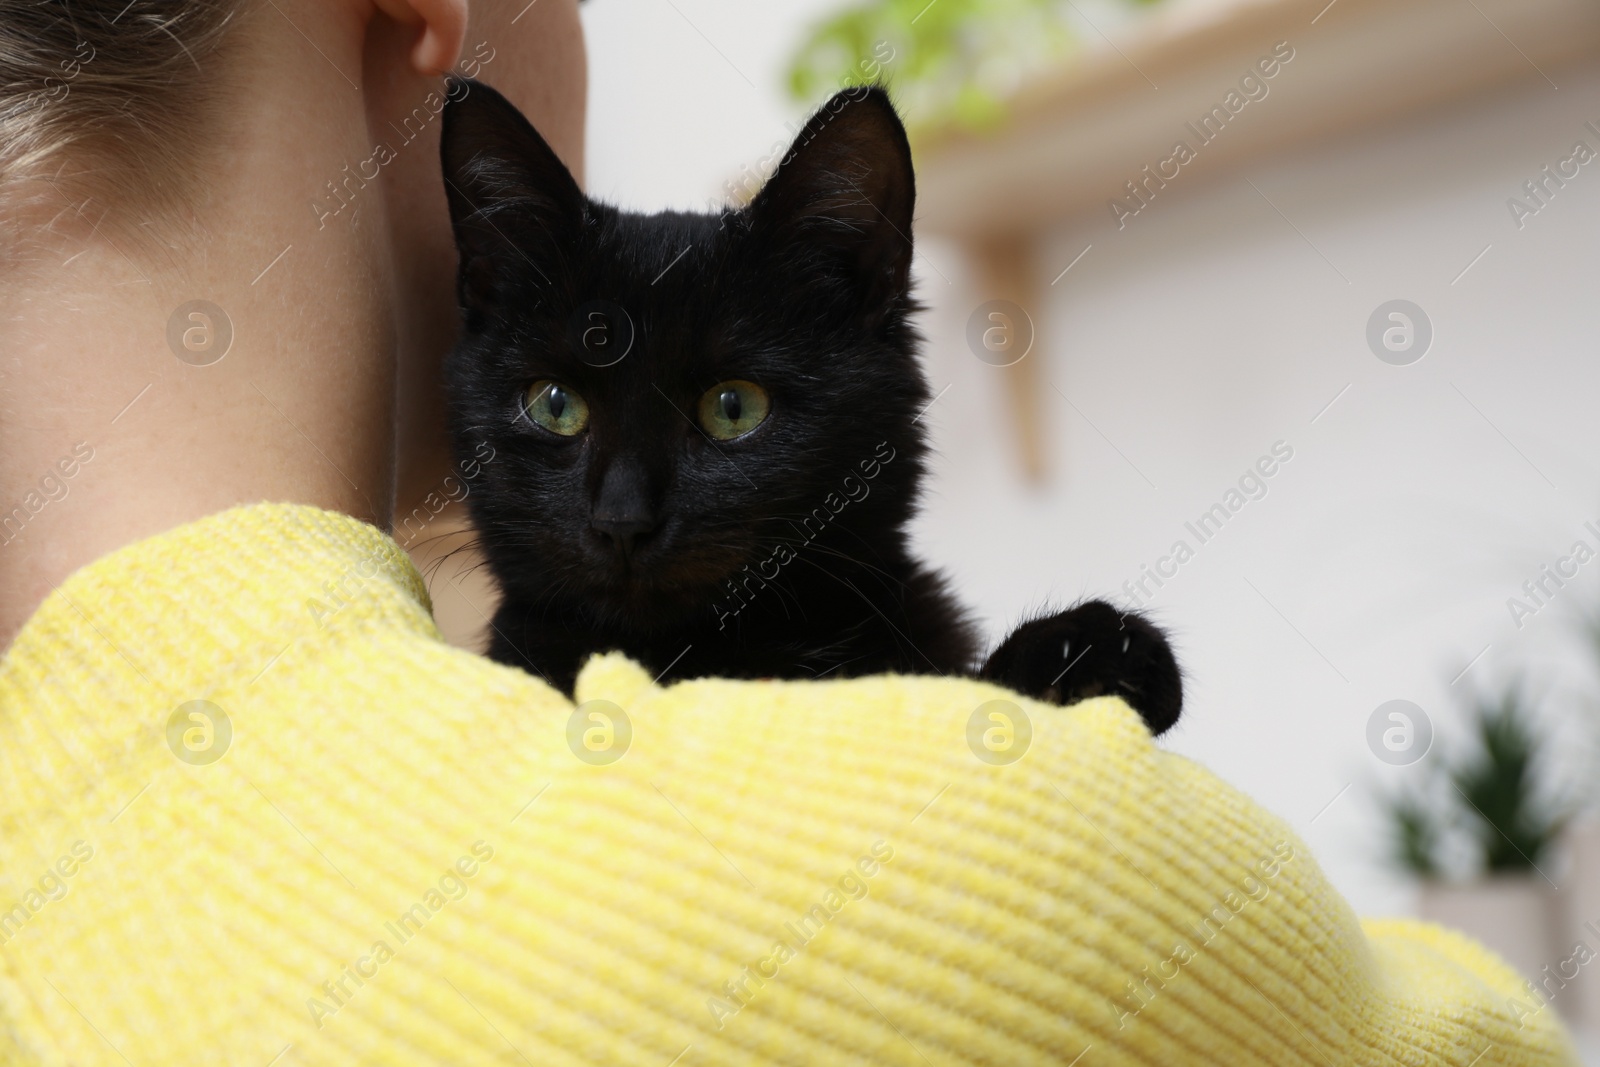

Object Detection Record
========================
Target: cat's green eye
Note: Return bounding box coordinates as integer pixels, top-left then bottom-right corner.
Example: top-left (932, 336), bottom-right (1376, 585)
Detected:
top-left (697, 380), bottom-right (771, 441)
top-left (523, 380), bottom-right (590, 436)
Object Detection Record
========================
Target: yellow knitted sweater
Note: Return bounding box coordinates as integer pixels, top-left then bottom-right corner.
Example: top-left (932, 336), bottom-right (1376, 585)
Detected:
top-left (0, 503), bottom-right (1577, 1065)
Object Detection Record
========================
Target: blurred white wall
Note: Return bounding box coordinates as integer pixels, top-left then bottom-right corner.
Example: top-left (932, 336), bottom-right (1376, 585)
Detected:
top-left (580, 0), bottom-right (1600, 920)
top-left (583, 1), bottom-right (841, 210)
top-left (917, 62), bottom-right (1600, 921)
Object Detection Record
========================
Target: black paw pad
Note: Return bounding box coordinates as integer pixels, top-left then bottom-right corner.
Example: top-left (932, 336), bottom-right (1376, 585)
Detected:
top-left (979, 601), bottom-right (1182, 735)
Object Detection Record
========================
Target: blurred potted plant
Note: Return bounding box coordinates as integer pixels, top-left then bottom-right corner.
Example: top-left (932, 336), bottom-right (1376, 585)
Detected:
top-left (1380, 682), bottom-right (1568, 980)
top-left (785, 0), bottom-right (1164, 135)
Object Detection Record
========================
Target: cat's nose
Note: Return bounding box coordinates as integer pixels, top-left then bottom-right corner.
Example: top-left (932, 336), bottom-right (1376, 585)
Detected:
top-left (591, 513), bottom-right (654, 556)
top-left (593, 456), bottom-right (656, 557)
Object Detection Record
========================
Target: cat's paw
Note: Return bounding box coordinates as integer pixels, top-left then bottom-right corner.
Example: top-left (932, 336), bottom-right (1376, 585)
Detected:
top-left (978, 600), bottom-right (1182, 735)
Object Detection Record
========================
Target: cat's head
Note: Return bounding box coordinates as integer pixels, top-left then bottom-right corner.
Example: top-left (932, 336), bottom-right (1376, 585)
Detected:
top-left (440, 79), bottom-right (932, 628)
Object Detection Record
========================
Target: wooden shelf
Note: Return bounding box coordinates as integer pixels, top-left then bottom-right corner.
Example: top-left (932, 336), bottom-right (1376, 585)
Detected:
top-left (910, 0), bottom-right (1600, 478)
top-left (915, 0), bottom-right (1600, 241)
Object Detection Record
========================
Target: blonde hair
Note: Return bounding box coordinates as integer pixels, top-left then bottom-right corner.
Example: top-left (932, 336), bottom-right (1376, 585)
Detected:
top-left (0, 1), bottom-right (243, 232)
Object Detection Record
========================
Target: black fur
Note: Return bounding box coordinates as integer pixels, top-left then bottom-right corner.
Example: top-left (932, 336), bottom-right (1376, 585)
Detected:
top-left (439, 80), bottom-right (1182, 735)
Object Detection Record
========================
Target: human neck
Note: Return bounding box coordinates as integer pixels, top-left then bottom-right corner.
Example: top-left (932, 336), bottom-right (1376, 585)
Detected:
top-left (0, 6), bottom-right (400, 648)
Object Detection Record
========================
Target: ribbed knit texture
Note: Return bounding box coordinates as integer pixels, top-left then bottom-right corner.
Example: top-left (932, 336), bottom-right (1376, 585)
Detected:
top-left (0, 503), bottom-right (1577, 1065)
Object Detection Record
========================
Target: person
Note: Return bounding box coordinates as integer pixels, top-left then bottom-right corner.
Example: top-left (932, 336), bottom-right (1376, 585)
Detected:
top-left (0, 3), bottom-right (1579, 1064)
top-left (0, 0), bottom-right (582, 640)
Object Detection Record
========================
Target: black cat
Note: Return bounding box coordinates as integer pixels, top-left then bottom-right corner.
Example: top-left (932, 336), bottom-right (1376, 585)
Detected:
top-left (438, 80), bottom-right (1182, 735)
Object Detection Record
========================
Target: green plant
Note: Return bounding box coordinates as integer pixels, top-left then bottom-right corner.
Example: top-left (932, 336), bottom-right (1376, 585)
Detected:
top-left (1449, 684), bottom-right (1567, 873)
top-left (785, 0), bottom-right (1165, 133)
top-left (1378, 682), bottom-right (1569, 880)
top-left (1380, 788), bottom-right (1444, 879)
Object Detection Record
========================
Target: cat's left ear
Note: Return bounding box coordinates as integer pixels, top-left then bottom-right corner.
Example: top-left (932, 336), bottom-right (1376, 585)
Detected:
top-left (440, 78), bottom-right (585, 324)
top-left (749, 86), bottom-right (915, 324)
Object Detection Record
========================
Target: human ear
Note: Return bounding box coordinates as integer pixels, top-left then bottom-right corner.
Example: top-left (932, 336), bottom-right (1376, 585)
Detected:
top-left (372, 0), bottom-right (468, 75)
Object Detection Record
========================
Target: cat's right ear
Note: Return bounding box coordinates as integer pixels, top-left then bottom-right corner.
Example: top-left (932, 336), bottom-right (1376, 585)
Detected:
top-left (440, 78), bottom-right (585, 324)
top-left (747, 85), bottom-right (915, 328)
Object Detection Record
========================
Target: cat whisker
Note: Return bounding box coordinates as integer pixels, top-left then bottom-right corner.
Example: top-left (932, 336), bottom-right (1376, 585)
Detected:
top-left (790, 554), bottom-right (944, 676)
top-left (800, 543), bottom-right (906, 597)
